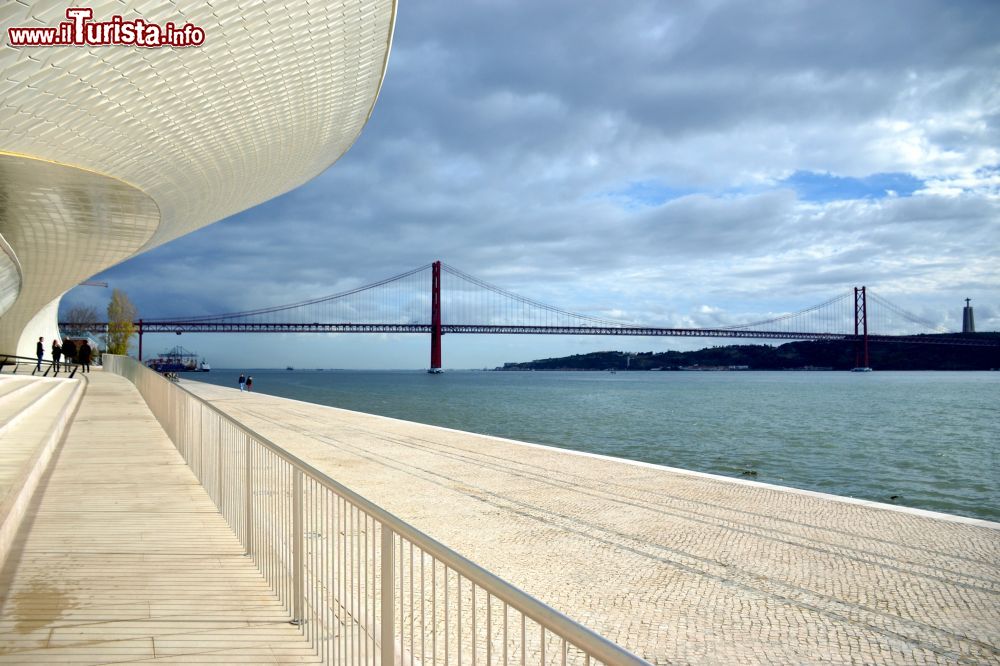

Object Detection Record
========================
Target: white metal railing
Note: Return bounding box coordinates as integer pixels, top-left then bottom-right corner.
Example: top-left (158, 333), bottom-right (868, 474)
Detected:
top-left (105, 356), bottom-right (649, 666)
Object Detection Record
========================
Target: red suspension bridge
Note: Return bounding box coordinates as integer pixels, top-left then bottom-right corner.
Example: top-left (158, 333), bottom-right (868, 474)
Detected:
top-left (64, 261), bottom-right (995, 370)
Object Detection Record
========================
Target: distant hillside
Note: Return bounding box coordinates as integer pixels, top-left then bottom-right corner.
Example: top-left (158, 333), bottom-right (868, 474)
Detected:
top-left (498, 334), bottom-right (1000, 371)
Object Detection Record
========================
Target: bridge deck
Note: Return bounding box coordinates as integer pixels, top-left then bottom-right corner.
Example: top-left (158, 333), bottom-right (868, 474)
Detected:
top-left (0, 372), bottom-right (316, 664)
top-left (183, 379), bottom-right (1000, 665)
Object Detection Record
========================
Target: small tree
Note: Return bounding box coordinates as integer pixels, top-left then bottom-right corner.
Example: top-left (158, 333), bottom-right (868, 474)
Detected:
top-left (63, 305), bottom-right (100, 334)
top-left (105, 289), bottom-right (137, 355)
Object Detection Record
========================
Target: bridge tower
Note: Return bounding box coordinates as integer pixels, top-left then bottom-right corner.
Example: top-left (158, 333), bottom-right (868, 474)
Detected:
top-left (430, 261), bottom-right (442, 372)
top-left (854, 287), bottom-right (870, 370)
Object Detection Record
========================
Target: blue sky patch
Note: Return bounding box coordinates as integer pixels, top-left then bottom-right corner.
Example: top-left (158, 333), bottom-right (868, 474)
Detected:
top-left (782, 171), bottom-right (924, 202)
top-left (604, 180), bottom-right (694, 208)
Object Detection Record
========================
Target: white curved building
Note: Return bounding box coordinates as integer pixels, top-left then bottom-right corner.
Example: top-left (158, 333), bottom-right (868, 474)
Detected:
top-left (0, 0), bottom-right (396, 356)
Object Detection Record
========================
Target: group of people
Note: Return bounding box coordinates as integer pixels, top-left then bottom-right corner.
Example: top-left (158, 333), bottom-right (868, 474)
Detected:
top-left (36, 336), bottom-right (92, 374)
top-left (238, 373), bottom-right (253, 391)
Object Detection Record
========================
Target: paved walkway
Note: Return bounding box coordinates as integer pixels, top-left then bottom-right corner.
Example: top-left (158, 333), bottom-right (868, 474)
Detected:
top-left (0, 373), bottom-right (316, 664)
top-left (183, 380), bottom-right (1000, 665)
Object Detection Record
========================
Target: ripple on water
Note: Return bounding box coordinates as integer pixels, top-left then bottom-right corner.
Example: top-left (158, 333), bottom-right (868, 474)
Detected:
top-left (190, 370), bottom-right (1000, 522)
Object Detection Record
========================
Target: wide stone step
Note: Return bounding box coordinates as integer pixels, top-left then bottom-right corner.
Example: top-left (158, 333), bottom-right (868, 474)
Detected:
top-left (0, 377), bottom-right (84, 571)
top-left (0, 380), bottom-right (80, 499)
top-left (0, 376), bottom-right (35, 400)
top-left (0, 377), bottom-right (65, 436)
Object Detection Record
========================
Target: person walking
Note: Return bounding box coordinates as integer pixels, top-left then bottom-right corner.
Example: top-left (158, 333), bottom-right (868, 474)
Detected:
top-left (36, 337), bottom-right (44, 372)
top-left (51, 340), bottom-right (62, 374)
top-left (245, 376), bottom-right (253, 392)
top-left (62, 339), bottom-right (76, 371)
top-left (238, 373), bottom-right (246, 391)
top-left (78, 340), bottom-right (92, 374)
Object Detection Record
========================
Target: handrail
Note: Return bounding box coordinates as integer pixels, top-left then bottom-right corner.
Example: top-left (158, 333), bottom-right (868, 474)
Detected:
top-left (182, 369), bottom-right (646, 665)
top-left (106, 355), bottom-right (650, 666)
top-left (0, 353), bottom-right (79, 378)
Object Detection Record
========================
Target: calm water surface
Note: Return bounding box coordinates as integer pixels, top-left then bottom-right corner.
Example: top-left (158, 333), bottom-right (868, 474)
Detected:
top-left (189, 370), bottom-right (999, 522)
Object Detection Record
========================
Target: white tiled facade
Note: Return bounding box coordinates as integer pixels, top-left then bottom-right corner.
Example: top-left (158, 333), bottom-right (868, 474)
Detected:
top-left (0, 0), bottom-right (396, 356)
top-left (0, 233), bottom-right (20, 316)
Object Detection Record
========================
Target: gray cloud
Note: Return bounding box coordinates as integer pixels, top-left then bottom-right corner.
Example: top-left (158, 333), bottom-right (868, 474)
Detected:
top-left (62, 0), bottom-right (1000, 368)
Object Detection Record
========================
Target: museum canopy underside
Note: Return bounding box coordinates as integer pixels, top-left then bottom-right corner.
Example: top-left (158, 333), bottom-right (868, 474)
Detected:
top-left (0, 0), bottom-right (395, 355)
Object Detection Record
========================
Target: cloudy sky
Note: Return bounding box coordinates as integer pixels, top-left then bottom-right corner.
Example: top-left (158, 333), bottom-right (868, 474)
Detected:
top-left (64, 0), bottom-right (1000, 369)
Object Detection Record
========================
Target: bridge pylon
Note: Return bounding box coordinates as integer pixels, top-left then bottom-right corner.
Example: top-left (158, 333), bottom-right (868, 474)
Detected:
top-left (854, 286), bottom-right (870, 370)
top-left (430, 260), bottom-right (442, 373)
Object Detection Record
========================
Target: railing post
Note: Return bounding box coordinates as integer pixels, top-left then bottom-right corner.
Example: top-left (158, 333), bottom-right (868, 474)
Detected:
top-left (381, 525), bottom-right (395, 666)
top-left (291, 468), bottom-right (305, 626)
top-left (244, 433), bottom-right (253, 557)
top-left (197, 403), bottom-right (204, 479)
top-left (216, 418), bottom-right (223, 509)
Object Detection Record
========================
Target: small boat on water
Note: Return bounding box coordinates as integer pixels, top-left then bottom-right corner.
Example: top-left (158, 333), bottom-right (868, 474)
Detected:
top-left (851, 367), bottom-right (873, 373)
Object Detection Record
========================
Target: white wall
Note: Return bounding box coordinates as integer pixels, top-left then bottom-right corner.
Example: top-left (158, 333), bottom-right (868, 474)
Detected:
top-left (15, 296), bottom-right (61, 359)
top-left (0, 233), bottom-right (20, 320)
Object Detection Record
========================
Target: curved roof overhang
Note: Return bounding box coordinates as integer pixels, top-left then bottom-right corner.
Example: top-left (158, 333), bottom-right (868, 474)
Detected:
top-left (0, 0), bottom-right (396, 354)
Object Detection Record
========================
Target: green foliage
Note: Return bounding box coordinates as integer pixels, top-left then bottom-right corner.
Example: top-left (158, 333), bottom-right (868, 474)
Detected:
top-left (105, 289), bottom-right (137, 355)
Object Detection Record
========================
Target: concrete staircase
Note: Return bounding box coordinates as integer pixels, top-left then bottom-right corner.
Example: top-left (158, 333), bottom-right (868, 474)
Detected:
top-left (0, 374), bottom-right (85, 567)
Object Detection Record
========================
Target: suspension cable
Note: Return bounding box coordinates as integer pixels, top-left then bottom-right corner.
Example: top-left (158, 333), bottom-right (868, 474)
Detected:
top-left (143, 264), bottom-right (433, 322)
top-left (867, 291), bottom-right (950, 333)
top-left (441, 263), bottom-right (634, 327)
top-left (722, 292), bottom-right (852, 330)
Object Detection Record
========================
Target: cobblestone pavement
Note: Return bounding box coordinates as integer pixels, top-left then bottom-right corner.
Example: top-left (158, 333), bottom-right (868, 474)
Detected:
top-left (184, 381), bottom-right (1000, 665)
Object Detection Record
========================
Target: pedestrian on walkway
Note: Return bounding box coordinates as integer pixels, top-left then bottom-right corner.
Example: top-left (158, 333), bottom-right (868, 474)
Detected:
top-left (78, 340), bottom-right (92, 374)
top-left (62, 339), bottom-right (76, 371)
top-left (246, 376), bottom-right (253, 392)
top-left (36, 337), bottom-right (44, 372)
top-left (51, 340), bottom-right (62, 374)
top-left (238, 373), bottom-right (246, 391)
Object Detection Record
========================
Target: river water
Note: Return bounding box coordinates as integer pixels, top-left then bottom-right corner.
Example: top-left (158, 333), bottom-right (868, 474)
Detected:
top-left (189, 369), bottom-right (999, 522)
